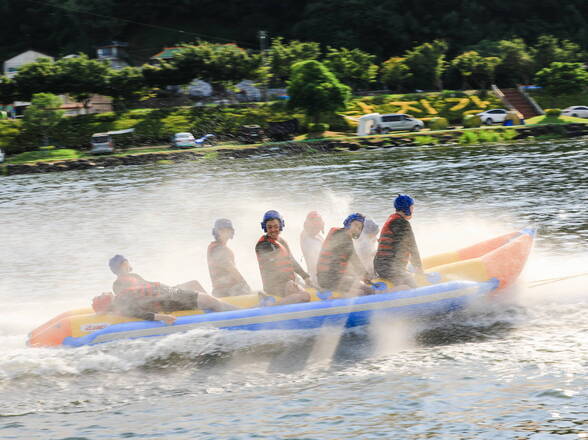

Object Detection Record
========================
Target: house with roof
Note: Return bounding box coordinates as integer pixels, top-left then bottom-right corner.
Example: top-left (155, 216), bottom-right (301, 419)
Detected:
top-left (96, 41), bottom-right (129, 70)
top-left (3, 50), bottom-right (54, 78)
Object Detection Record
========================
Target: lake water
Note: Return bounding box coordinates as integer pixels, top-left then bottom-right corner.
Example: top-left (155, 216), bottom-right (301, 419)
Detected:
top-left (1, 139), bottom-right (587, 439)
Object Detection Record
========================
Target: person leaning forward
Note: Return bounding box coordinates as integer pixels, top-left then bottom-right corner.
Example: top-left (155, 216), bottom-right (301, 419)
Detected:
top-left (109, 255), bottom-right (238, 325)
top-left (374, 194), bottom-right (424, 289)
top-left (255, 210), bottom-right (312, 305)
top-left (317, 213), bottom-right (372, 297)
top-left (207, 218), bottom-right (251, 297)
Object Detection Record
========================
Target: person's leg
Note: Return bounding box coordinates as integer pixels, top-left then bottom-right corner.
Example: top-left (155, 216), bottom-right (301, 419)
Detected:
top-left (197, 293), bottom-right (240, 312)
top-left (274, 281), bottom-right (310, 305)
top-left (175, 280), bottom-right (206, 293)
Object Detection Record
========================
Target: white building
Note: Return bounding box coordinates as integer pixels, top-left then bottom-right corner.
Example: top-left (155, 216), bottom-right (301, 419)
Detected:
top-left (3, 50), bottom-right (54, 78)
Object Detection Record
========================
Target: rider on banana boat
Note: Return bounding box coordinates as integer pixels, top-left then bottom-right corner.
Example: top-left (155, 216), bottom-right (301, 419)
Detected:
top-left (355, 217), bottom-right (379, 276)
top-left (207, 218), bottom-right (251, 297)
top-left (299, 211), bottom-right (325, 285)
top-left (109, 255), bottom-right (239, 325)
top-left (374, 194), bottom-right (424, 289)
top-left (316, 213), bottom-right (372, 297)
top-left (255, 210), bottom-right (313, 305)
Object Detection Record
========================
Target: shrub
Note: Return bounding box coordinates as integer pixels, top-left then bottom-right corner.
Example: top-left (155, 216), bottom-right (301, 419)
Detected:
top-left (463, 115), bottom-right (482, 128)
top-left (544, 108), bottom-right (562, 117)
top-left (459, 131), bottom-right (479, 144)
top-left (413, 135), bottom-right (439, 145)
top-left (478, 130), bottom-right (501, 143)
top-left (308, 123), bottom-right (329, 133)
top-left (0, 119), bottom-right (23, 154)
top-left (427, 117), bottom-right (449, 130)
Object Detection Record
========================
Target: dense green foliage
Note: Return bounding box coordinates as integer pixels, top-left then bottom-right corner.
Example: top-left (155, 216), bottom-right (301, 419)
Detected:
top-left (287, 60), bottom-right (351, 123)
top-left (22, 93), bottom-right (64, 145)
top-left (2, 0), bottom-right (588, 62)
top-left (534, 62), bottom-right (588, 95)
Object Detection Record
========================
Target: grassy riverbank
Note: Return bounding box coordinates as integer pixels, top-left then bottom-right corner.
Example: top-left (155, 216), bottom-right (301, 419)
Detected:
top-left (4, 115), bottom-right (588, 171)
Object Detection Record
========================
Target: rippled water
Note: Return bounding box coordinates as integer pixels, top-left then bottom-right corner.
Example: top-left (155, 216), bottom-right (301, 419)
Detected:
top-left (1, 139), bottom-right (588, 439)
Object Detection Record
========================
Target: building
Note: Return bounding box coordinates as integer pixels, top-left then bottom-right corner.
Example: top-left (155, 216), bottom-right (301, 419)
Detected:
top-left (96, 41), bottom-right (129, 70)
top-left (3, 50), bottom-right (54, 78)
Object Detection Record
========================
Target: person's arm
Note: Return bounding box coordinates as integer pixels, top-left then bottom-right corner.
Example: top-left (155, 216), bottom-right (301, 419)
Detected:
top-left (281, 238), bottom-right (311, 284)
top-left (407, 226), bottom-right (424, 273)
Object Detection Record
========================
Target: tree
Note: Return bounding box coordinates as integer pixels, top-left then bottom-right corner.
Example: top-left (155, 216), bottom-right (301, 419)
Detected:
top-left (106, 67), bottom-right (149, 109)
top-left (403, 40), bottom-right (448, 90)
top-left (531, 34), bottom-right (586, 70)
top-left (159, 42), bottom-right (261, 95)
top-left (380, 57), bottom-right (412, 91)
top-left (322, 46), bottom-right (378, 90)
top-left (22, 93), bottom-right (63, 146)
top-left (12, 58), bottom-right (60, 100)
top-left (53, 55), bottom-right (111, 112)
top-left (534, 62), bottom-right (588, 95)
top-left (451, 51), bottom-right (500, 89)
top-left (287, 60), bottom-right (351, 123)
top-left (268, 37), bottom-right (321, 86)
top-left (0, 76), bottom-right (17, 105)
top-left (494, 38), bottom-right (535, 85)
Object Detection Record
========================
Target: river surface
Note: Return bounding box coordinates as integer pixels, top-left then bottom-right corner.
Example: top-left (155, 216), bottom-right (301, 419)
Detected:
top-left (1, 139), bottom-right (587, 439)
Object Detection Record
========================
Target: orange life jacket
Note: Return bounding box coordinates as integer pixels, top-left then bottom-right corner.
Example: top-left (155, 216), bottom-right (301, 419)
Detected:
top-left (256, 235), bottom-right (295, 277)
top-left (317, 227), bottom-right (352, 278)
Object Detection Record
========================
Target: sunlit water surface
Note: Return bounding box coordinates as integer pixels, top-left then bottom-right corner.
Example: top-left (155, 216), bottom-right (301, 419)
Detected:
top-left (1, 139), bottom-right (587, 439)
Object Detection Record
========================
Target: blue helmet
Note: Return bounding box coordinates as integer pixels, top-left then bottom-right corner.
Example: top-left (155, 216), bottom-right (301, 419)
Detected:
top-left (109, 254), bottom-right (127, 275)
top-left (261, 210), bottom-right (285, 232)
top-left (212, 218), bottom-right (234, 240)
top-left (394, 194), bottom-right (414, 216)
top-left (363, 218), bottom-right (379, 235)
top-left (343, 212), bottom-right (366, 229)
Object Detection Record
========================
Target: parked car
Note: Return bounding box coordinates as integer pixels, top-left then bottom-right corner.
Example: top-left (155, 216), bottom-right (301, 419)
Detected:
top-left (357, 113), bottom-right (424, 136)
top-left (90, 133), bottom-right (114, 154)
top-left (561, 106), bottom-right (588, 118)
top-left (171, 132), bottom-right (196, 148)
top-left (194, 133), bottom-right (216, 147)
top-left (476, 109), bottom-right (508, 125)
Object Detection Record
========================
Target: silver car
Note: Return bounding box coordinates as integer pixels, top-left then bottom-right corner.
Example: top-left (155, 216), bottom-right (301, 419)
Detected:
top-left (561, 106), bottom-right (588, 118)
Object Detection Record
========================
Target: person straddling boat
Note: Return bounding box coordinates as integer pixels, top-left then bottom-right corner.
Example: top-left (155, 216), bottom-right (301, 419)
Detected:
top-left (255, 210), bottom-right (312, 305)
top-left (355, 218), bottom-right (379, 276)
top-left (316, 213), bottom-right (372, 296)
top-left (109, 255), bottom-right (238, 325)
top-left (207, 218), bottom-right (251, 297)
top-left (300, 211), bottom-right (325, 285)
top-left (374, 194), bottom-right (424, 289)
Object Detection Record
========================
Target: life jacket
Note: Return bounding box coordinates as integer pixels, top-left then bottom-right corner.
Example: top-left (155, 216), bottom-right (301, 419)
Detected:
top-left (207, 241), bottom-right (236, 291)
top-left (256, 235), bottom-right (296, 294)
top-left (375, 213), bottom-right (413, 276)
top-left (114, 273), bottom-right (163, 298)
top-left (92, 292), bottom-right (113, 314)
top-left (317, 227), bottom-right (353, 279)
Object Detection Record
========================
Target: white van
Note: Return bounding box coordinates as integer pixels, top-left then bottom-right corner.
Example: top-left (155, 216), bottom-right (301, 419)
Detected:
top-left (90, 133), bottom-right (114, 154)
top-left (357, 113), bottom-right (424, 136)
top-left (90, 129), bottom-right (134, 154)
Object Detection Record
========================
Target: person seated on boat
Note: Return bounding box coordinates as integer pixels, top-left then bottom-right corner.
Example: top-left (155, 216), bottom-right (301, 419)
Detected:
top-left (299, 211), bottom-right (325, 285)
top-left (109, 255), bottom-right (238, 325)
top-left (374, 194), bottom-right (424, 289)
top-left (207, 218), bottom-right (251, 297)
top-left (355, 217), bottom-right (379, 276)
top-left (255, 210), bottom-right (313, 305)
top-left (316, 213), bottom-right (372, 296)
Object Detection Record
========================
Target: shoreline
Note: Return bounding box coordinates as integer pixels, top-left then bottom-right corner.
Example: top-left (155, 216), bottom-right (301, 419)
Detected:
top-left (3, 122), bottom-right (588, 176)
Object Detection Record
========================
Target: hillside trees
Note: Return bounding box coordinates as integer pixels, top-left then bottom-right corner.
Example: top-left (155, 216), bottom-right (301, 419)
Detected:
top-left (403, 40), bottom-right (448, 90)
top-left (287, 60), bottom-right (350, 123)
top-left (267, 37), bottom-right (321, 86)
top-left (22, 93), bottom-right (63, 145)
top-left (323, 47), bottom-right (378, 90)
top-left (535, 62), bottom-right (588, 95)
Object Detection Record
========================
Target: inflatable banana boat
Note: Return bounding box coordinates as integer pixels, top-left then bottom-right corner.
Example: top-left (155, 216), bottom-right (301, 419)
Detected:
top-left (28, 228), bottom-right (535, 347)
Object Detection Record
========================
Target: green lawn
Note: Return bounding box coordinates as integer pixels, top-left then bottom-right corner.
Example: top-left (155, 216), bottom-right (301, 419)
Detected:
top-left (5, 146), bottom-right (82, 164)
top-left (526, 115), bottom-right (588, 125)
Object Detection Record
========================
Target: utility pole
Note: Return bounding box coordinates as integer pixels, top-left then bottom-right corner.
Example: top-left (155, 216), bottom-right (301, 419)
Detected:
top-left (258, 30), bottom-right (268, 102)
